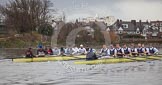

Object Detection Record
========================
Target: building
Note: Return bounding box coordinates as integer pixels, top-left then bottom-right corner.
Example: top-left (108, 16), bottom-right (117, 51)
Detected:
top-left (78, 15), bottom-right (116, 26)
top-left (113, 19), bottom-right (162, 38)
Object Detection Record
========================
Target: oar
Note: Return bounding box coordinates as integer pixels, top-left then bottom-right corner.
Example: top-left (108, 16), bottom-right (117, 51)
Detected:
top-left (126, 55), bottom-right (162, 62)
top-left (124, 57), bottom-right (146, 62)
top-left (65, 55), bottom-right (86, 60)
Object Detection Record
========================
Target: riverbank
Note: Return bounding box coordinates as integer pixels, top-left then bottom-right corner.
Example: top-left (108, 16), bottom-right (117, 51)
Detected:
top-left (0, 32), bottom-right (51, 48)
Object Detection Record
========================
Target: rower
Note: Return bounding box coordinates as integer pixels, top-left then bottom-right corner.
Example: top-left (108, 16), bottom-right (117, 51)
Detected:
top-left (115, 44), bottom-right (124, 58)
top-left (148, 45), bottom-right (159, 55)
top-left (78, 44), bottom-right (87, 55)
top-left (130, 43), bottom-right (138, 57)
top-left (25, 48), bottom-right (35, 58)
top-left (52, 47), bottom-right (60, 56)
top-left (123, 44), bottom-right (131, 57)
top-left (109, 45), bottom-right (116, 58)
top-left (60, 47), bottom-right (66, 56)
top-left (72, 46), bottom-right (79, 55)
top-left (46, 46), bottom-right (53, 55)
top-left (37, 47), bottom-right (46, 57)
top-left (99, 45), bottom-right (110, 59)
top-left (137, 43), bottom-right (146, 56)
top-left (65, 46), bottom-right (74, 56)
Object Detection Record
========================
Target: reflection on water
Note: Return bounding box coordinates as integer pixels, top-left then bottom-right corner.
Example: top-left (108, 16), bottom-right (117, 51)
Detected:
top-left (0, 60), bottom-right (162, 85)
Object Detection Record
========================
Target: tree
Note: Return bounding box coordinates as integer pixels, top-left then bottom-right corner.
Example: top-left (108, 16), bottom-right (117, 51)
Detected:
top-left (0, 0), bottom-right (52, 34)
top-left (38, 23), bottom-right (53, 36)
top-left (109, 31), bottom-right (119, 44)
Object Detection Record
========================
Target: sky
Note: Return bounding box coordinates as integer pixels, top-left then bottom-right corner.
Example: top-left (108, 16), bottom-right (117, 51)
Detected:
top-left (0, 0), bottom-right (162, 21)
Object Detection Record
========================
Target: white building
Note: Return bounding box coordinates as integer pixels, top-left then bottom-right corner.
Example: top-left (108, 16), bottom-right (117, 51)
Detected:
top-left (78, 15), bottom-right (116, 26)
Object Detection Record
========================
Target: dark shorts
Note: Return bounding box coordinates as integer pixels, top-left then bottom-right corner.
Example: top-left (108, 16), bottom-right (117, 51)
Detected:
top-left (117, 54), bottom-right (124, 58)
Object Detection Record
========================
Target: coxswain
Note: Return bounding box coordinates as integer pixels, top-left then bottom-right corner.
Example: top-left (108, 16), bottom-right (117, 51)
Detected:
top-left (86, 48), bottom-right (97, 60)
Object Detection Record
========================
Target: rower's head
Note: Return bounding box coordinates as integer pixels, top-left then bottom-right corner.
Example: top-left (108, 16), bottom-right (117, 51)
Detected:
top-left (54, 47), bottom-right (58, 49)
top-left (131, 43), bottom-right (134, 46)
top-left (141, 44), bottom-right (145, 47)
top-left (131, 43), bottom-right (135, 48)
top-left (123, 44), bottom-right (127, 48)
top-left (138, 43), bottom-right (141, 47)
top-left (110, 44), bottom-right (114, 49)
top-left (80, 44), bottom-right (83, 48)
top-left (103, 45), bottom-right (107, 49)
top-left (28, 48), bottom-right (32, 51)
top-left (116, 44), bottom-right (120, 48)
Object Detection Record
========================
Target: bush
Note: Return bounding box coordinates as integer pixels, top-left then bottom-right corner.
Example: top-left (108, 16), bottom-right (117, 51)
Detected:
top-left (38, 24), bottom-right (53, 36)
top-left (123, 34), bottom-right (145, 39)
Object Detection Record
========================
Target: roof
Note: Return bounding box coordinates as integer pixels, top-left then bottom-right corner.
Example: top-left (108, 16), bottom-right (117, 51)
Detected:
top-left (150, 21), bottom-right (162, 23)
top-left (121, 21), bottom-right (136, 32)
top-left (118, 27), bottom-right (123, 31)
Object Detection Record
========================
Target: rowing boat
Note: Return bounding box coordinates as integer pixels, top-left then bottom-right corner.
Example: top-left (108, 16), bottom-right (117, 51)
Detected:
top-left (12, 55), bottom-right (162, 63)
top-left (12, 55), bottom-right (86, 63)
top-left (74, 56), bottom-right (162, 65)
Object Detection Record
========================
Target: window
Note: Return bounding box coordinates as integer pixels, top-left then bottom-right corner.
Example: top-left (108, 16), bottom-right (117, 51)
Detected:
top-left (0, 19), bottom-right (2, 23)
top-left (160, 23), bottom-right (162, 26)
top-left (122, 24), bottom-right (128, 28)
top-left (136, 31), bottom-right (140, 34)
top-left (160, 27), bottom-right (162, 32)
top-left (156, 23), bottom-right (159, 26)
top-left (151, 23), bottom-right (155, 26)
top-left (152, 33), bottom-right (158, 36)
top-left (118, 31), bottom-right (122, 34)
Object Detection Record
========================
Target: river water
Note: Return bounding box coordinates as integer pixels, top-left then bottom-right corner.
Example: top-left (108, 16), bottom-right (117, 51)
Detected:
top-left (0, 49), bottom-right (162, 85)
top-left (0, 60), bottom-right (162, 85)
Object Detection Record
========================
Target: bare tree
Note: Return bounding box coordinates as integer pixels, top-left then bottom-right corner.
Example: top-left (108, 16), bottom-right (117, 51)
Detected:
top-left (0, 0), bottom-right (52, 34)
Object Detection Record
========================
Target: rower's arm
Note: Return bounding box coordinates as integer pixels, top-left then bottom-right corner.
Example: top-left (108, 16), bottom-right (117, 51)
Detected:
top-left (114, 49), bottom-right (117, 56)
top-left (58, 49), bottom-right (61, 55)
top-left (128, 48), bottom-right (131, 54)
top-left (84, 48), bottom-right (87, 54)
top-left (99, 49), bottom-right (102, 54)
top-left (121, 48), bottom-right (125, 54)
top-left (134, 48), bottom-right (138, 53)
top-left (154, 48), bottom-right (159, 53)
top-left (107, 49), bottom-right (110, 56)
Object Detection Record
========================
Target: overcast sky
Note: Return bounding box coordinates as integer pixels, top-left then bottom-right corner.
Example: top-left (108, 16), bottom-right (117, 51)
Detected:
top-left (1, 0), bottom-right (162, 21)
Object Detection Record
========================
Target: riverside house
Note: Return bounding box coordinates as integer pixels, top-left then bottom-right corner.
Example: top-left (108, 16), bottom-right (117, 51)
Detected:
top-left (113, 19), bottom-right (162, 39)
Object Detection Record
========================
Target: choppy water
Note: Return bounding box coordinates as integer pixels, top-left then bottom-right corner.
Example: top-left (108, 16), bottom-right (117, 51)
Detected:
top-left (0, 60), bottom-right (162, 85)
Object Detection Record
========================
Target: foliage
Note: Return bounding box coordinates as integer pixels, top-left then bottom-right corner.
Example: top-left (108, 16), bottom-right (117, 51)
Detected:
top-left (0, 0), bottom-right (52, 34)
top-left (38, 23), bottom-right (53, 36)
top-left (123, 34), bottom-right (145, 39)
